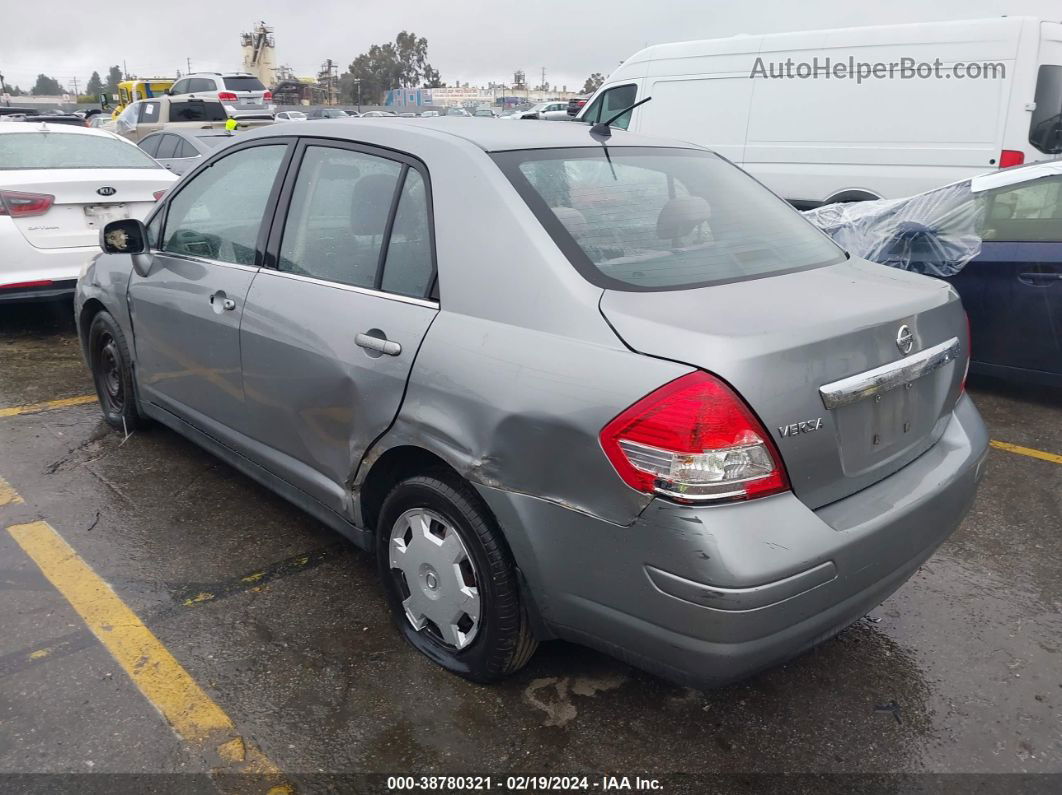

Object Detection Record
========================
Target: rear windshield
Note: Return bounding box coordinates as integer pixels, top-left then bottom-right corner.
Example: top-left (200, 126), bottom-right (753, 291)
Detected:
top-left (169, 101), bottom-right (227, 122)
top-left (494, 147), bottom-right (844, 291)
top-left (223, 76), bottom-right (266, 92)
top-left (0, 131), bottom-right (159, 169)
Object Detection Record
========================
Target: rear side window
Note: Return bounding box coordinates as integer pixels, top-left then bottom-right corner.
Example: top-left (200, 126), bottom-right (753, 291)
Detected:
top-left (162, 144), bottom-right (286, 265)
top-left (138, 101), bottom-right (160, 123)
top-left (139, 134), bottom-right (163, 157)
top-left (1029, 65), bottom-right (1062, 154)
top-left (380, 170), bottom-right (434, 297)
top-left (0, 132), bottom-right (158, 169)
top-left (223, 76), bottom-right (265, 92)
top-left (278, 146), bottom-right (402, 288)
top-left (154, 134), bottom-right (178, 160)
top-left (169, 101), bottom-right (227, 122)
top-left (494, 147), bottom-right (844, 291)
top-left (174, 139), bottom-right (198, 158)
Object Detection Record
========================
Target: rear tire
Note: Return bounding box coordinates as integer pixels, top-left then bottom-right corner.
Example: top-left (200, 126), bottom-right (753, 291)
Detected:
top-left (88, 310), bottom-right (147, 432)
top-left (376, 472), bottom-right (538, 682)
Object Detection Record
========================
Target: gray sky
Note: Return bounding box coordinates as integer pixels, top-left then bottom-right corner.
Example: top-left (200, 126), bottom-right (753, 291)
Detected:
top-left (1, 0), bottom-right (1059, 93)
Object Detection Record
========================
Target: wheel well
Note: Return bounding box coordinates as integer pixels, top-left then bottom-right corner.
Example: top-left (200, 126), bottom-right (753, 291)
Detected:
top-left (359, 446), bottom-right (463, 532)
top-left (77, 298), bottom-right (107, 358)
top-left (824, 189), bottom-right (881, 205)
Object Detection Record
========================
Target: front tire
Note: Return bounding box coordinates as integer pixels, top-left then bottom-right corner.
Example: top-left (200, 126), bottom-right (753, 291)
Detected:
top-left (88, 310), bottom-right (147, 432)
top-left (376, 472), bottom-right (538, 681)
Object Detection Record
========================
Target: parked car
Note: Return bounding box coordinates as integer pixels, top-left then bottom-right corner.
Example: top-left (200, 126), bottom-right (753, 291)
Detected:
top-left (168, 72), bottom-right (275, 117)
top-left (805, 161), bottom-right (1062, 386)
top-left (473, 108), bottom-right (497, 118)
top-left (445, 107), bottom-right (471, 117)
top-left (567, 96), bottom-right (589, 116)
top-left (420, 110), bottom-right (440, 118)
top-left (583, 16), bottom-right (1062, 205)
top-left (275, 111), bottom-right (308, 121)
top-left (361, 111), bottom-right (397, 118)
top-left (114, 96), bottom-right (226, 142)
top-left (1, 123), bottom-right (176, 302)
top-left (76, 119), bottom-right (986, 688)
top-left (399, 112), bottom-right (417, 118)
top-left (137, 129), bottom-right (239, 175)
top-left (307, 108), bottom-right (351, 119)
top-left (511, 102), bottom-right (567, 120)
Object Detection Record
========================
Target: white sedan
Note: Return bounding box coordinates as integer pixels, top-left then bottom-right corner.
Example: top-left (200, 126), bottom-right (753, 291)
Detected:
top-left (0, 123), bottom-right (177, 302)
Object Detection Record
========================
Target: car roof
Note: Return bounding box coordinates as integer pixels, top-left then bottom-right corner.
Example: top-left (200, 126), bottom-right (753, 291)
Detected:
top-left (971, 159), bottom-right (1062, 193)
top-left (249, 117), bottom-right (696, 152)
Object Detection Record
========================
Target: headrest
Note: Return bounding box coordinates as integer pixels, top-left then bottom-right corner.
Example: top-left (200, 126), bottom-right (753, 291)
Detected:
top-left (657, 195), bottom-right (711, 240)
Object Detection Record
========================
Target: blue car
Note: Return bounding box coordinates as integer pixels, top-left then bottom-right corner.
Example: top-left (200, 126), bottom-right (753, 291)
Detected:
top-left (805, 163), bottom-right (1062, 387)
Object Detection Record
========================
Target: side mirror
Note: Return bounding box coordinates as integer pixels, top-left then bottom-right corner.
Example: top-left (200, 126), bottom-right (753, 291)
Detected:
top-left (101, 218), bottom-right (153, 276)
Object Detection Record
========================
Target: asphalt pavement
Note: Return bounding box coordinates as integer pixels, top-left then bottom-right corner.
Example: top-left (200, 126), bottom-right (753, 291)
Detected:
top-left (1, 300), bottom-right (1059, 792)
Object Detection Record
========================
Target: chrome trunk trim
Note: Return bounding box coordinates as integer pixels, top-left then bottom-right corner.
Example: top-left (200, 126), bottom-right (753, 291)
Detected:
top-left (819, 337), bottom-right (961, 410)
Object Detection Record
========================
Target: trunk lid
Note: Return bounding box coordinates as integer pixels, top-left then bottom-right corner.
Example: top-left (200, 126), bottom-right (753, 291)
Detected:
top-left (1, 168), bottom-right (175, 249)
top-left (600, 259), bottom-right (968, 509)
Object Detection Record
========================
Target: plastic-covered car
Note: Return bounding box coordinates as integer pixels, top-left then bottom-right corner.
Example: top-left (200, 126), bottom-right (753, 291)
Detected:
top-left (805, 161), bottom-right (1062, 385)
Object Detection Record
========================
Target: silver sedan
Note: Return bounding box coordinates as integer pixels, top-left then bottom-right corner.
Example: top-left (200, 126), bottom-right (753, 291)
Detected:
top-left (75, 118), bottom-right (988, 687)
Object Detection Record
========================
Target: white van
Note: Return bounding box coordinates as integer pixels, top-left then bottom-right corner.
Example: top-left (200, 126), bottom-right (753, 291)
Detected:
top-left (579, 17), bottom-right (1062, 205)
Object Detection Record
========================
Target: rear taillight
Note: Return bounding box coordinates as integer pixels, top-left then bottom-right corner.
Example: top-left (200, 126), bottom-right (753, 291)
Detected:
top-left (0, 190), bottom-right (55, 218)
top-left (263, 91), bottom-right (273, 102)
top-left (999, 149), bottom-right (1025, 168)
top-left (217, 91), bottom-right (238, 102)
top-left (600, 371), bottom-right (789, 504)
top-left (153, 190), bottom-right (167, 201)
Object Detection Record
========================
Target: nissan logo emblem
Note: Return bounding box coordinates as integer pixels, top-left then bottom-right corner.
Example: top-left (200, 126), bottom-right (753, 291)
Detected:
top-left (97, 186), bottom-right (117, 196)
top-left (896, 324), bottom-right (914, 356)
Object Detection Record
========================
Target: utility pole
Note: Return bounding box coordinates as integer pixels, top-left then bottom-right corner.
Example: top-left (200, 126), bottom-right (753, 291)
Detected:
top-left (71, 76), bottom-right (79, 99)
top-left (0, 71), bottom-right (8, 106)
top-left (187, 57), bottom-right (192, 75)
top-left (122, 60), bottom-right (127, 80)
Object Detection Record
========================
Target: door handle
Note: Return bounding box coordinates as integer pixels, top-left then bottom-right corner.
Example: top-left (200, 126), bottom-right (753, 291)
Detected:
top-left (209, 293), bottom-right (236, 311)
top-left (356, 333), bottom-right (401, 356)
top-left (1018, 272), bottom-right (1062, 285)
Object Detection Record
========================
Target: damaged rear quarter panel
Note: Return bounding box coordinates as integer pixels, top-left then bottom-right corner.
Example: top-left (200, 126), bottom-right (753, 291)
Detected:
top-left (372, 309), bottom-right (694, 527)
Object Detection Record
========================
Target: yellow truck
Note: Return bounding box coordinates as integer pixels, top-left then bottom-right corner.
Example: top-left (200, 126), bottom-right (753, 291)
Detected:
top-left (110, 79), bottom-right (175, 118)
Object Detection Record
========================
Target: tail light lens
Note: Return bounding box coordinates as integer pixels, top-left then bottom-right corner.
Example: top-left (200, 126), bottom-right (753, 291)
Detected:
top-left (0, 190), bottom-right (55, 218)
top-left (263, 91), bottom-right (273, 102)
top-left (1, 279), bottom-right (53, 290)
top-left (600, 372), bottom-right (789, 504)
top-left (217, 91), bottom-right (238, 102)
top-left (153, 190), bottom-right (167, 201)
top-left (999, 149), bottom-right (1024, 168)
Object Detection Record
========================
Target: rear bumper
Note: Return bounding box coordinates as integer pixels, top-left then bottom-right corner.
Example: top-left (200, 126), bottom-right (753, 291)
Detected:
top-left (1, 231), bottom-right (96, 303)
top-left (0, 279), bottom-right (77, 304)
top-left (477, 394), bottom-right (988, 688)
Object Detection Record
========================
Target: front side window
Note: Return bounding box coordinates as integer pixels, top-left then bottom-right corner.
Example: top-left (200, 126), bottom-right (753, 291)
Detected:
top-left (495, 147), bottom-right (844, 291)
top-left (278, 146), bottom-right (402, 288)
top-left (162, 144), bottom-right (286, 265)
top-left (1030, 65), bottom-right (1062, 154)
top-left (981, 175), bottom-right (1062, 242)
top-left (0, 132), bottom-right (159, 169)
top-left (581, 84), bottom-right (638, 130)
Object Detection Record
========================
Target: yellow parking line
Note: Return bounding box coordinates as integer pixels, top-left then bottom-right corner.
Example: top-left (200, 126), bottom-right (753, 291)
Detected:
top-left (0, 477), bottom-right (23, 506)
top-left (6, 520), bottom-right (291, 789)
top-left (0, 395), bottom-right (97, 418)
top-left (990, 439), bottom-right (1062, 466)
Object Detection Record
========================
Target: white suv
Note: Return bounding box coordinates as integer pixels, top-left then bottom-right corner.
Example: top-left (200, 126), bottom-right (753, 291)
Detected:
top-left (168, 73), bottom-right (275, 117)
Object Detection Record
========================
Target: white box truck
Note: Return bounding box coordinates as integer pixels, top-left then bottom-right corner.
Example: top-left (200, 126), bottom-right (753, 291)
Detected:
top-left (578, 17), bottom-right (1062, 205)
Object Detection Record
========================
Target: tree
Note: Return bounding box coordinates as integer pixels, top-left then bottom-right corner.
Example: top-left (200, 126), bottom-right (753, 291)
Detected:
top-left (581, 73), bottom-right (605, 94)
top-left (104, 65), bottom-right (123, 96)
top-left (85, 71), bottom-right (103, 97)
top-left (31, 74), bottom-right (62, 95)
top-left (341, 31), bottom-right (442, 104)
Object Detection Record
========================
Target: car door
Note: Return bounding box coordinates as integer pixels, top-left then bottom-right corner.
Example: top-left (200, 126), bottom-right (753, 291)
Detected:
top-left (128, 140), bottom-right (293, 437)
top-left (955, 175), bottom-right (1062, 377)
top-left (240, 139), bottom-right (439, 514)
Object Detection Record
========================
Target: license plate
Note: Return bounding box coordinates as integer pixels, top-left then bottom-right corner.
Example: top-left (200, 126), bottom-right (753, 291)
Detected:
top-left (84, 204), bottom-right (128, 227)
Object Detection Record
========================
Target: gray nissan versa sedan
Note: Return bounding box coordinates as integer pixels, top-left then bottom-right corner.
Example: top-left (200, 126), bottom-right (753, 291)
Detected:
top-left (75, 118), bottom-right (989, 687)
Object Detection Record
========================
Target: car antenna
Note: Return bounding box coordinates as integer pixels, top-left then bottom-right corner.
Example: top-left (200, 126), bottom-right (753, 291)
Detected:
top-left (589, 96), bottom-right (652, 140)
